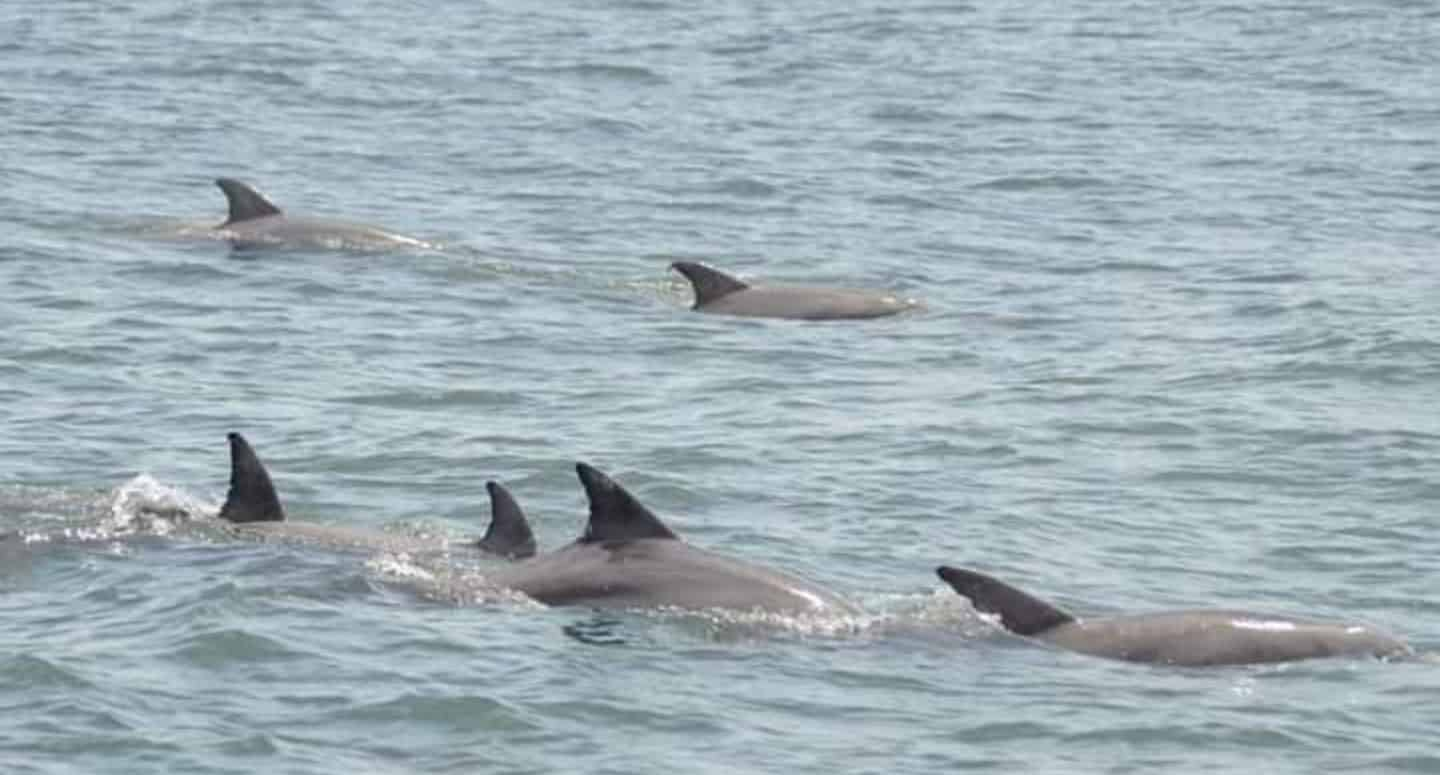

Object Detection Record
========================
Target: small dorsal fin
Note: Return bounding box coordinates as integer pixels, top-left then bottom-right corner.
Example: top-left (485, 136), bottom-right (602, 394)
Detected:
top-left (574, 463), bottom-right (679, 542)
top-left (936, 566), bottom-right (1074, 636)
top-left (478, 481), bottom-right (538, 559)
top-left (219, 432), bottom-right (285, 523)
top-left (215, 178), bottom-right (283, 225)
top-left (671, 261), bottom-right (750, 307)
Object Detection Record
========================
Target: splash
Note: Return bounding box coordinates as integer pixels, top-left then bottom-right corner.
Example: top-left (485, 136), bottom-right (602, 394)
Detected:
top-left (13, 475), bottom-right (215, 545)
top-left (107, 474), bottom-right (215, 536)
top-left (365, 552), bottom-right (545, 609)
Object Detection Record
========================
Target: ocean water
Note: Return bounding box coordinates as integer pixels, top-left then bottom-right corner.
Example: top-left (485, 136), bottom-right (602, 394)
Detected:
top-left (3, 0), bottom-right (1439, 772)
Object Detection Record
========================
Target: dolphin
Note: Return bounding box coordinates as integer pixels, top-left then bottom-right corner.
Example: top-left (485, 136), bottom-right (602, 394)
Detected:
top-left (483, 463), bottom-right (856, 615)
top-left (218, 432), bottom-right (536, 558)
top-left (213, 178), bottom-right (428, 250)
top-left (937, 566), bottom-right (1410, 666)
top-left (671, 261), bottom-right (919, 321)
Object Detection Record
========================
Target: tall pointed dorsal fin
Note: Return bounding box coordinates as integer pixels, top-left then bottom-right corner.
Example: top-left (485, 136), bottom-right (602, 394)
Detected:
top-left (219, 432), bottom-right (285, 523)
top-left (936, 566), bottom-right (1074, 636)
top-left (574, 463), bottom-right (679, 542)
top-left (215, 178), bottom-right (283, 224)
top-left (478, 481), bottom-right (538, 558)
top-left (671, 261), bottom-right (749, 307)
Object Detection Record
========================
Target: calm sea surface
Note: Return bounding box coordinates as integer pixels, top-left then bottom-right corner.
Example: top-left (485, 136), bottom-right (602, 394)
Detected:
top-left (3, 1), bottom-right (1439, 772)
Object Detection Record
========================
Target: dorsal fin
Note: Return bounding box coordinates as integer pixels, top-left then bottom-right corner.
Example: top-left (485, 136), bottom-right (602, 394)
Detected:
top-left (477, 481), bottom-right (538, 559)
top-left (574, 463), bottom-right (679, 542)
top-left (215, 178), bottom-right (283, 224)
top-left (936, 566), bottom-right (1074, 636)
top-left (219, 432), bottom-right (285, 523)
top-left (671, 261), bottom-right (750, 307)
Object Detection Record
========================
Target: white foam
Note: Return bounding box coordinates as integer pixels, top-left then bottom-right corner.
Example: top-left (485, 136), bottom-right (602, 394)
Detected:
top-left (366, 552), bottom-right (438, 583)
top-left (107, 474), bottom-right (214, 536)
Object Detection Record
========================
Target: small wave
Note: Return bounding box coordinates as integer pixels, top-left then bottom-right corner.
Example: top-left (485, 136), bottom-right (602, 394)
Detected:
top-left (168, 628), bottom-right (310, 667)
top-left (0, 654), bottom-right (95, 689)
top-left (582, 116), bottom-right (648, 135)
top-left (544, 63), bottom-right (669, 86)
top-left (709, 177), bottom-right (780, 199)
top-left (168, 64), bottom-right (303, 87)
top-left (870, 103), bottom-right (953, 124)
top-left (333, 388), bottom-right (531, 411)
top-left (1221, 271), bottom-right (1308, 285)
top-left (866, 193), bottom-right (950, 211)
top-left (329, 694), bottom-right (532, 730)
top-left (971, 174), bottom-right (1112, 192)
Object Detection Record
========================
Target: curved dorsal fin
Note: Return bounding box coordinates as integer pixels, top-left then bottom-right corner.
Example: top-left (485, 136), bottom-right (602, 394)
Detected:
top-left (936, 566), bottom-right (1074, 636)
top-left (574, 463), bottom-right (679, 542)
top-left (478, 481), bottom-right (538, 559)
top-left (219, 432), bottom-right (285, 523)
top-left (671, 261), bottom-right (749, 307)
top-left (215, 178), bottom-right (283, 224)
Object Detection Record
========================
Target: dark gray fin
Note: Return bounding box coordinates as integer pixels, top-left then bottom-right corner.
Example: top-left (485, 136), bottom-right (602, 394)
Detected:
top-left (671, 261), bottom-right (749, 308)
top-left (477, 482), bottom-right (538, 559)
top-left (936, 566), bottom-right (1074, 636)
top-left (219, 432), bottom-right (285, 523)
top-left (574, 463), bottom-right (679, 542)
top-left (215, 178), bottom-right (283, 225)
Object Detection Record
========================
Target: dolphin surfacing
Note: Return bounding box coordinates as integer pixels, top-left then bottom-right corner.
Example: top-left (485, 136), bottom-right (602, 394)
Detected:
top-left (937, 566), bottom-right (1410, 666)
top-left (671, 261), bottom-right (919, 321)
top-left (213, 178), bottom-right (428, 250)
top-left (484, 463), bottom-right (856, 615)
top-left (218, 433), bottom-right (535, 557)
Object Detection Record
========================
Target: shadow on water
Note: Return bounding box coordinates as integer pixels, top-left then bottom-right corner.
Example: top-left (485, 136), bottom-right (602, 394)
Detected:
top-left (562, 614), bottom-right (631, 646)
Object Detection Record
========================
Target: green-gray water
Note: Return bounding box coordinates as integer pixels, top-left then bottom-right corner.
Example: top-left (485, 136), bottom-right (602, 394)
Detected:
top-left (3, 1), bottom-right (1438, 772)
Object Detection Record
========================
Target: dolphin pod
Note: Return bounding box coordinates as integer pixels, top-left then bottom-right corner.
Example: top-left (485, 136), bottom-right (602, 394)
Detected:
top-left (937, 566), bottom-right (1410, 666)
top-left (213, 178), bottom-right (428, 250)
top-left (219, 433), bottom-right (851, 616)
top-left (198, 180), bottom-right (922, 319)
top-left (220, 434), bottom-right (1406, 660)
top-left (483, 463), bottom-right (856, 614)
top-left (219, 432), bottom-right (535, 558)
top-left (671, 261), bottom-right (920, 320)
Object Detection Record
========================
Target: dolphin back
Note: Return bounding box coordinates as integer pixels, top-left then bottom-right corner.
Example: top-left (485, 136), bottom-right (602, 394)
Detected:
top-left (1048, 611), bottom-right (1414, 666)
top-left (937, 566), bottom-right (1075, 636)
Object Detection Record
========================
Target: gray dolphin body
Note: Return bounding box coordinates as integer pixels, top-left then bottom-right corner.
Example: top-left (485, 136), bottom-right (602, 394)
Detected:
top-left (484, 464), bottom-right (856, 615)
top-left (937, 566), bottom-right (1410, 666)
top-left (217, 433), bottom-right (535, 558)
top-left (671, 261), bottom-right (919, 321)
top-left (213, 178), bottom-right (428, 250)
